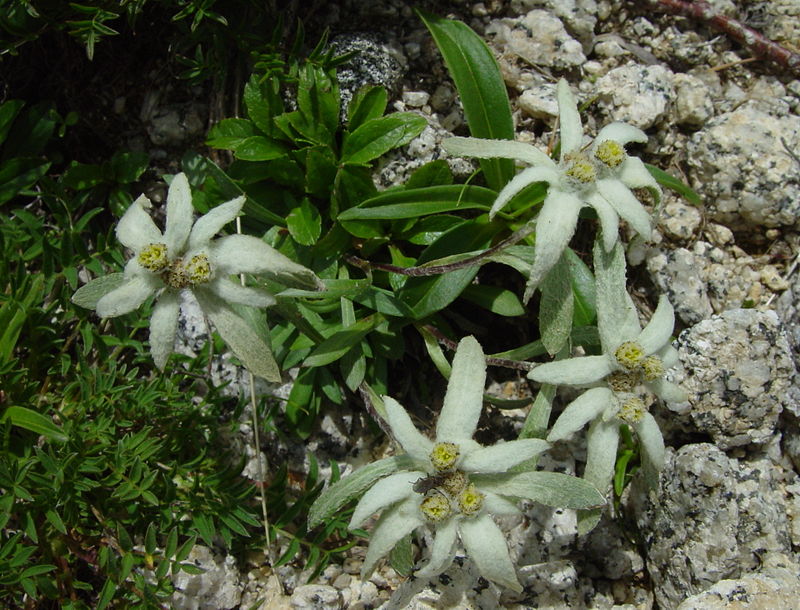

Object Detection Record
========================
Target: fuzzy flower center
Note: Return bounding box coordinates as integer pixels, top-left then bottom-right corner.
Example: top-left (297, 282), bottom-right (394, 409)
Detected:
top-left (457, 483), bottom-right (484, 515)
top-left (614, 341), bottom-right (645, 371)
top-left (608, 371), bottom-right (640, 393)
top-left (595, 140), bottom-right (625, 168)
top-left (420, 492), bottom-right (452, 522)
top-left (164, 255), bottom-right (213, 289)
top-left (138, 243), bottom-right (169, 272)
top-left (619, 396), bottom-right (647, 424)
top-left (564, 152), bottom-right (597, 184)
top-left (641, 355), bottom-right (665, 380)
top-left (430, 442), bottom-right (460, 472)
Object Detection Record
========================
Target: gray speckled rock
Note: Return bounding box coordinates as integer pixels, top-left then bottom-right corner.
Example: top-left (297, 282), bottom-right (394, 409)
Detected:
top-left (289, 584), bottom-right (341, 609)
top-left (629, 444), bottom-right (794, 609)
top-left (646, 247), bottom-right (714, 325)
top-left (687, 100), bottom-right (800, 228)
top-left (594, 63), bottom-right (675, 129)
top-left (509, 0), bottom-right (599, 47)
top-left (675, 553), bottom-right (800, 610)
top-left (171, 545), bottom-right (241, 610)
top-left (486, 10), bottom-right (586, 70)
top-left (331, 32), bottom-right (406, 120)
top-left (670, 309), bottom-right (796, 449)
top-left (673, 73), bottom-right (714, 128)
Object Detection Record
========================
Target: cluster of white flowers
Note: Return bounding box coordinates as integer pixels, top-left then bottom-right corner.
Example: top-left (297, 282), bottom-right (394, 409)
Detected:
top-left (444, 79), bottom-right (661, 302)
top-left (73, 173), bottom-right (322, 379)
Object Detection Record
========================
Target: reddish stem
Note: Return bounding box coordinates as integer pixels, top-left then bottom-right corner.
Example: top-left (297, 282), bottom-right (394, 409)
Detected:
top-left (651, 0), bottom-right (800, 75)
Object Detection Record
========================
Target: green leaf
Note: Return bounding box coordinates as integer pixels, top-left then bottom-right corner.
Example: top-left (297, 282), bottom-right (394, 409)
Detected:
top-left (205, 118), bottom-right (257, 149)
top-left (539, 254), bottom-right (574, 355)
top-left (519, 385), bottom-right (555, 440)
top-left (389, 535), bottom-right (414, 577)
top-left (71, 273), bottom-right (126, 309)
top-left (646, 163), bottom-right (701, 206)
top-left (95, 579), bottom-right (117, 610)
top-left (45, 509), bottom-right (66, 534)
top-left (341, 113), bottom-right (427, 166)
top-left (462, 284), bottom-right (525, 317)
top-left (348, 85), bottom-right (388, 131)
top-left (2, 407), bottom-right (67, 442)
top-left (194, 292), bottom-right (281, 382)
top-left (418, 325), bottom-right (452, 379)
top-left (307, 455), bottom-right (418, 529)
top-left (474, 471), bottom-right (606, 510)
top-left (234, 136), bottom-right (287, 161)
top-left (0, 100), bottom-right (25, 145)
top-left (302, 314), bottom-right (381, 368)
top-left (0, 158), bottom-right (51, 205)
top-left (287, 198), bottom-right (322, 246)
top-left (144, 523), bottom-right (156, 555)
top-left (192, 514), bottom-right (215, 547)
top-left (418, 10), bottom-right (514, 191)
top-left (337, 184), bottom-right (496, 220)
top-left (565, 248), bottom-right (596, 327)
top-left (244, 74), bottom-right (283, 138)
top-left (109, 151), bottom-right (149, 183)
top-left (406, 159), bottom-right (453, 188)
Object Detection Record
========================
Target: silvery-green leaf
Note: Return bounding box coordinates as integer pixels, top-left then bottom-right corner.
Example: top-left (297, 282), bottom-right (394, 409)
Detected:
top-left (349, 471), bottom-right (421, 529)
top-left (210, 277), bottom-right (275, 309)
top-left (460, 439), bottom-right (550, 473)
top-left (436, 336), bottom-right (486, 443)
top-left (556, 79), bottom-right (582, 157)
top-left (528, 355), bottom-right (613, 386)
top-left (648, 378), bottom-right (688, 404)
top-left (188, 196), bottom-right (244, 250)
top-left (414, 518), bottom-right (457, 580)
top-left (194, 290), bottom-right (280, 382)
top-left (308, 455), bottom-right (417, 529)
top-left (546, 386), bottom-right (614, 442)
top-left (490, 165), bottom-right (560, 218)
top-left (149, 291), bottom-right (180, 371)
top-left (474, 471), bottom-right (606, 510)
top-left (95, 269), bottom-right (159, 318)
top-left (116, 194), bottom-right (161, 251)
top-left (459, 513), bottom-right (521, 592)
top-left (636, 296), bottom-right (674, 356)
top-left (163, 173), bottom-right (194, 254)
top-left (361, 498), bottom-right (423, 578)
top-left (596, 178), bottom-right (651, 241)
top-left (71, 273), bottom-right (126, 309)
top-left (587, 191), bottom-right (620, 252)
top-left (524, 189), bottom-right (583, 302)
top-left (594, 122), bottom-right (647, 146)
top-left (634, 412), bottom-right (665, 489)
top-left (384, 396), bottom-right (434, 462)
top-left (583, 419), bottom-right (619, 494)
top-left (539, 254), bottom-right (574, 356)
top-left (619, 155), bottom-right (662, 205)
top-left (442, 136), bottom-right (554, 168)
top-left (593, 240), bottom-right (639, 352)
top-left (482, 492), bottom-right (522, 516)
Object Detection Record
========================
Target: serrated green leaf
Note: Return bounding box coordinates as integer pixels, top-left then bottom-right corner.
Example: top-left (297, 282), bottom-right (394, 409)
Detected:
top-left (287, 198), bottom-right (322, 246)
top-left (244, 75), bottom-right (283, 138)
top-left (71, 273), bottom-right (126, 309)
top-left (206, 118), bottom-right (257, 149)
top-left (348, 85), bottom-right (388, 131)
top-left (234, 136), bottom-right (287, 161)
top-left (418, 10), bottom-right (514, 190)
top-left (307, 455), bottom-right (418, 529)
top-left (341, 113), bottom-right (427, 166)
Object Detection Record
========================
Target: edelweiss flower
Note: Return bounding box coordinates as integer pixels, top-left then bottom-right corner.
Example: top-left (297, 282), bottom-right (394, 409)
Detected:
top-left (443, 79), bottom-right (661, 301)
top-left (77, 173), bottom-right (321, 376)
top-left (528, 241), bottom-right (686, 515)
top-left (350, 337), bottom-right (552, 592)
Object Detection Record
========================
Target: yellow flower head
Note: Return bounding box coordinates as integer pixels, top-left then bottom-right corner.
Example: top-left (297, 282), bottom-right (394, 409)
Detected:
top-left (138, 243), bottom-right (169, 272)
top-left (595, 140), bottom-right (625, 168)
top-left (430, 442), bottom-right (460, 472)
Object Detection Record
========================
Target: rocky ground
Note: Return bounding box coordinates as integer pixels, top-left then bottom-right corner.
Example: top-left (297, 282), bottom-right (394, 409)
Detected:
top-left (90, 0), bottom-right (800, 607)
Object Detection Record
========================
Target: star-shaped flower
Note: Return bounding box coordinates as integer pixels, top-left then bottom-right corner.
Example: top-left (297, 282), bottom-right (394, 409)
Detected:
top-left (443, 79), bottom-right (661, 301)
top-left (527, 241), bottom-right (686, 529)
top-left (74, 173), bottom-right (322, 378)
top-left (344, 336), bottom-right (604, 591)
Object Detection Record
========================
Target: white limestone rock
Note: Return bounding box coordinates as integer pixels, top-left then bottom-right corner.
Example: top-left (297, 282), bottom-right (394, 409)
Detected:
top-left (594, 63), bottom-right (675, 129)
top-left (171, 545), bottom-right (242, 610)
top-left (670, 309), bottom-right (797, 449)
top-left (630, 445), bottom-right (794, 608)
top-left (486, 10), bottom-right (587, 70)
top-left (687, 100), bottom-right (800, 228)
